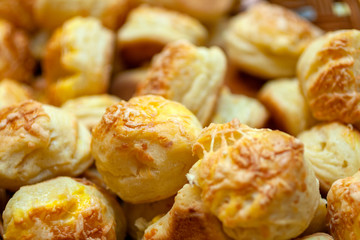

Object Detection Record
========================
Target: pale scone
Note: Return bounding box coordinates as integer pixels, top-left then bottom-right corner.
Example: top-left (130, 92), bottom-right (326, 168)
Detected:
top-left (117, 5), bottom-right (207, 66)
top-left (136, 40), bottom-right (226, 126)
top-left (297, 30), bottom-right (360, 124)
top-left (0, 0), bottom-right (35, 31)
top-left (44, 17), bottom-right (115, 106)
top-left (298, 122), bottom-right (360, 193)
top-left (297, 233), bottom-right (334, 240)
top-left (212, 87), bottom-right (269, 128)
top-left (258, 78), bottom-right (316, 136)
top-left (143, 184), bottom-right (230, 240)
top-left (224, 2), bottom-right (322, 79)
top-left (3, 177), bottom-right (127, 239)
top-left (61, 94), bottom-right (121, 131)
top-left (0, 79), bottom-right (32, 110)
top-left (327, 171), bottom-right (360, 239)
top-left (0, 100), bottom-right (92, 191)
top-left (0, 19), bottom-right (35, 82)
top-left (91, 95), bottom-right (202, 204)
top-left (33, 0), bottom-right (128, 30)
top-left (189, 120), bottom-right (320, 240)
top-left (123, 196), bottom-right (174, 240)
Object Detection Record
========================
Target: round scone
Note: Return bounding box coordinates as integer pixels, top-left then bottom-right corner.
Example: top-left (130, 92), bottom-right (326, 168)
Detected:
top-left (189, 119), bottom-right (320, 240)
top-left (0, 19), bottom-right (35, 82)
top-left (327, 171), bottom-right (360, 239)
top-left (0, 100), bottom-right (92, 191)
top-left (297, 30), bottom-right (360, 123)
top-left (3, 177), bottom-right (126, 239)
top-left (298, 122), bottom-right (360, 193)
top-left (136, 40), bottom-right (226, 126)
top-left (224, 2), bottom-right (322, 79)
top-left (91, 95), bottom-right (202, 203)
top-left (44, 17), bottom-right (115, 106)
top-left (0, 79), bottom-right (32, 110)
top-left (117, 5), bottom-right (207, 66)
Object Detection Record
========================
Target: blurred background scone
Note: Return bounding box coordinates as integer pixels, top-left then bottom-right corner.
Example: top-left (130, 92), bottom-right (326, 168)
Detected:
top-left (44, 17), bottom-right (115, 106)
top-left (0, 0), bottom-right (36, 31)
top-left (297, 29), bottom-right (360, 124)
top-left (91, 95), bottom-right (202, 203)
top-left (136, 40), bottom-right (226, 126)
top-left (3, 177), bottom-right (127, 239)
top-left (117, 5), bottom-right (207, 66)
top-left (224, 2), bottom-right (322, 79)
top-left (0, 79), bottom-right (33, 110)
top-left (0, 100), bottom-right (92, 191)
top-left (189, 120), bottom-right (320, 240)
top-left (298, 122), bottom-right (360, 193)
top-left (297, 233), bottom-right (334, 240)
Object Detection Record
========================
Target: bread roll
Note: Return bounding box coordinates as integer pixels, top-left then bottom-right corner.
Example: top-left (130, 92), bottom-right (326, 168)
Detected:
top-left (91, 95), bottom-right (202, 203)
top-left (0, 100), bottom-right (92, 191)
top-left (0, 79), bottom-right (32, 110)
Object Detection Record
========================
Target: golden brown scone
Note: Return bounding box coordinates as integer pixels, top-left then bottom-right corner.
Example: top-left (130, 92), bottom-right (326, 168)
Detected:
top-left (0, 0), bottom-right (36, 31)
top-left (33, 0), bottom-right (128, 30)
top-left (189, 119), bottom-right (320, 240)
top-left (224, 2), bottom-right (322, 79)
top-left (61, 94), bottom-right (121, 131)
top-left (327, 171), bottom-right (360, 240)
top-left (302, 198), bottom-right (328, 236)
top-left (123, 196), bottom-right (174, 240)
top-left (143, 184), bottom-right (230, 240)
top-left (0, 79), bottom-right (33, 110)
top-left (117, 5), bottom-right (207, 66)
top-left (91, 95), bottom-right (202, 204)
top-left (0, 100), bottom-right (92, 191)
top-left (297, 30), bottom-right (360, 124)
top-left (212, 87), bottom-right (269, 128)
top-left (136, 40), bottom-right (226, 126)
top-left (0, 19), bottom-right (35, 83)
top-left (3, 177), bottom-right (126, 239)
top-left (298, 122), bottom-right (360, 193)
top-left (44, 17), bottom-right (115, 106)
top-left (296, 233), bottom-right (334, 240)
top-left (258, 78), bottom-right (316, 136)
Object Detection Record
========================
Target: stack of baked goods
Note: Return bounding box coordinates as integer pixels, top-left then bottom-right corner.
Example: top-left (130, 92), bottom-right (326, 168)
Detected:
top-left (0, 0), bottom-right (359, 239)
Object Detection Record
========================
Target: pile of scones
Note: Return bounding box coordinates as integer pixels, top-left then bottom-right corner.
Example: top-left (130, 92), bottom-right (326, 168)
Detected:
top-left (0, 0), bottom-right (359, 239)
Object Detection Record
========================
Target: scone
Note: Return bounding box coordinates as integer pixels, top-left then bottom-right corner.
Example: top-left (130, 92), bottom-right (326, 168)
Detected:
top-left (0, 79), bottom-right (32, 110)
top-left (297, 233), bottom-right (334, 240)
top-left (91, 95), bottom-right (202, 203)
top-left (3, 177), bottom-right (127, 239)
top-left (0, 19), bottom-right (35, 82)
top-left (0, 0), bottom-right (35, 31)
top-left (212, 87), bottom-right (269, 128)
top-left (33, 0), bottom-right (128, 30)
top-left (189, 119), bottom-right (320, 240)
top-left (143, 184), bottom-right (230, 240)
top-left (136, 40), bottom-right (226, 126)
top-left (298, 122), bottom-right (360, 193)
top-left (327, 171), bottom-right (360, 240)
top-left (297, 29), bottom-right (360, 124)
top-left (0, 100), bottom-right (92, 191)
top-left (302, 198), bottom-right (328, 236)
top-left (44, 17), bottom-right (115, 105)
top-left (117, 5), bottom-right (207, 66)
top-left (224, 2), bottom-right (322, 79)
top-left (258, 78), bottom-right (316, 136)
top-left (61, 94), bottom-right (121, 131)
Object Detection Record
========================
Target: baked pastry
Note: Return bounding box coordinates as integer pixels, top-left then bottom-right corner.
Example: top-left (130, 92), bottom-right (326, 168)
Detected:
top-left (297, 233), bottom-right (334, 240)
top-left (61, 94), bottom-right (121, 131)
top-left (44, 17), bottom-right (115, 106)
top-left (117, 5), bottom-right (207, 66)
top-left (0, 79), bottom-right (32, 110)
top-left (302, 198), bottom-right (328, 236)
top-left (297, 29), bottom-right (360, 124)
top-left (298, 122), bottom-right (360, 193)
top-left (258, 78), bottom-right (316, 136)
top-left (0, 100), bottom-right (92, 191)
top-left (212, 87), bottom-right (269, 128)
top-left (0, 0), bottom-right (35, 31)
top-left (224, 2), bottom-right (322, 79)
top-left (143, 184), bottom-right (230, 240)
top-left (327, 171), bottom-right (360, 239)
top-left (0, 19), bottom-right (35, 82)
top-left (136, 40), bottom-right (226, 126)
top-left (91, 95), bottom-right (202, 203)
top-left (123, 196), bottom-right (174, 240)
top-left (189, 119), bottom-right (320, 240)
top-left (3, 177), bottom-right (126, 239)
